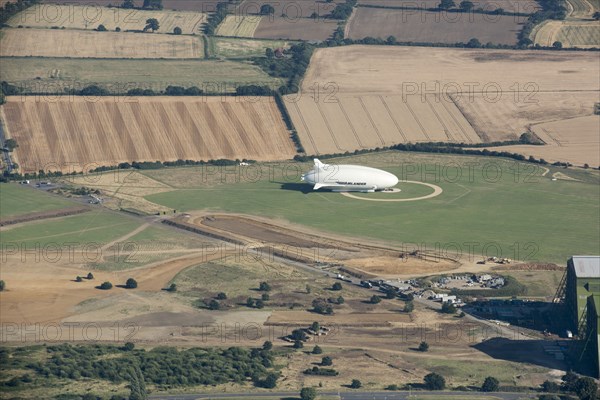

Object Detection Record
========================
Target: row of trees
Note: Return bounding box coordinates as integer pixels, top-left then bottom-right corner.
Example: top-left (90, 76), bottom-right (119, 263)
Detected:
top-left (121, 0), bottom-right (162, 10)
top-left (96, 278), bottom-right (137, 290)
top-left (0, 0), bottom-right (38, 25)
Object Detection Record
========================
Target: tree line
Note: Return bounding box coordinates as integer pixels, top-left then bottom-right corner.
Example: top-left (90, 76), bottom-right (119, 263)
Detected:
top-left (1, 342), bottom-right (278, 393)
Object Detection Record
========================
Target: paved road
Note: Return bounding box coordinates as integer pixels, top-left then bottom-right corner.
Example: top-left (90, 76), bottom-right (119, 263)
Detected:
top-left (150, 390), bottom-right (538, 399)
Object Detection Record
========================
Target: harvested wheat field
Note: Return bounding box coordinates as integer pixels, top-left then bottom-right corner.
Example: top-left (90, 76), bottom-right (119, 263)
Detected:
top-left (39, 0), bottom-right (223, 12)
top-left (286, 45), bottom-right (600, 156)
top-left (485, 115), bottom-right (600, 167)
top-left (0, 28), bottom-right (203, 58)
top-left (531, 20), bottom-right (600, 48)
top-left (346, 7), bottom-right (527, 45)
top-left (215, 15), bottom-right (262, 37)
top-left (7, 5), bottom-right (206, 34)
top-left (454, 91), bottom-right (600, 142)
top-left (1, 96), bottom-right (296, 173)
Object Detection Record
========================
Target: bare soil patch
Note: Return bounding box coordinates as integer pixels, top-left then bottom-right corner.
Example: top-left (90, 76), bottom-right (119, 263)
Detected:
top-left (347, 7), bottom-right (526, 45)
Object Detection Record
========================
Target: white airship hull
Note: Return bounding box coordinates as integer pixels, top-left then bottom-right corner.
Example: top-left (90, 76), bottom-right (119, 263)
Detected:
top-left (302, 159), bottom-right (398, 192)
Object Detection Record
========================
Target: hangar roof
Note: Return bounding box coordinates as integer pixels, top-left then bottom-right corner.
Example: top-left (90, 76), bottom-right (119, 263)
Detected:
top-left (571, 256), bottom-right (600, 278)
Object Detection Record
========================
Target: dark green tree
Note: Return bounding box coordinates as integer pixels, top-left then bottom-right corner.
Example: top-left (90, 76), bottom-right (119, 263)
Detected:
top-left (481, 376), bottom-right (500, 392)
top-left (424, 372), bottom-right (446, 390)
top-left (441, 302), bottom-right (456, 314)
top-left (312, 345), bottom-right (323, 354)
top-left (259, 281), bottom-right (271, 291)
top-left (418, 341), bottom-right (429, 352)
top-left (123, 342), bottom-right (135, 351)
top-left (99, 281), bottom-right (113, 290)
top-left (466, 38), bottom-right (482, 48)
top-left (291, 329), bottom-right (308, 341)
top-left (260, 4), bottom-right (275, 14)
top-left (370, 295), bottom-right (381, 304)
top-left (125, 278), bottom-right (138, 289)
top-left (208, 299), bottom-right (220, 310)
top-left (216, 292), bottom-right (227, 300)
top-left (144, 18), bottom-right (159, 32)
top-left (266, 48), bottom-right (274, 59)
top-left (311, 321), bottom-right (320, 332)
top-left (0, 280), bottom-right (5, 291)
top-left (300, 387), bottom-right (317, 400)
top-left (121, 0), bottom-right (135, 8)
top-left (438, 0), bottom-right (455, 9)
top-left (321, 356), bottom-right (332, 366)
top-left (167, 283), bottom-right (177, 292)
top-left (263, 341), bottom-right (273, 351)
top-left (541, 380), bottom-right (560, 393)
top-left (143, 0), bottom-right (162, 9)
top-left (4, 138), bottom-right (18, 151)
top-left (97, 24), bottom-right (107, 31)
top-left (552, 41), bottom-right (563, 49)
top-left (173, 26), bottom-right (182, 35)
top-left (87, 272), bottom-right (94, 280)
top-left (350, 379), bottom-right (362, 389)
top-left (574, 377), bottom-right (598, 400)
top-left (332, 282), bottom-right (342, 291)
top-left (404, 301), bottom-right (414, 313)
top-left (459, 0), bottom-right (474, 10)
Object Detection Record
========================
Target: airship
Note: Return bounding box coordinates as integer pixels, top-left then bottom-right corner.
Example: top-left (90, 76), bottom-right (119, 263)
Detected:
top-left (301, 159), bottom-right (399, 192)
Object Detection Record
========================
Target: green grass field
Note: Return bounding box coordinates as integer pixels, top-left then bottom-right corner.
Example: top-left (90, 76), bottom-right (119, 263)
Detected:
top-left (143, 152), bottom-right (600, 264)
top-left (0, 184), bottom-right (74, 218)
top-left (1, 210), bottom-right (141, 247)
top-left (0, 57), bottom-right (281, 94)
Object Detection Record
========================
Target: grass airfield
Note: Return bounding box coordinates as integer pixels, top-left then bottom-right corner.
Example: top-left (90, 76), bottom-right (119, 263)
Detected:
top-left (141, 152), bottom-right (600, 264)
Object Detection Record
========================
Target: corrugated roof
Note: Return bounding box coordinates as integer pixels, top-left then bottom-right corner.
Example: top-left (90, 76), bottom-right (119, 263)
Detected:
top-left (571, 256), bottom-right (600, 278)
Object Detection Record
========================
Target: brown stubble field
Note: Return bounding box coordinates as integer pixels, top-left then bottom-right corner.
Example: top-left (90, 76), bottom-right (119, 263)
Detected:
top-left (357, 0), bottom-right (541, 13)
top-left (0, 28), bottom-right (204, 58)
top-left (346, 7), bottom-right (527, 45)
top-left (286, 45), bottom-right (600, 164)
top-left (1, 96), bottom-right (297, 173)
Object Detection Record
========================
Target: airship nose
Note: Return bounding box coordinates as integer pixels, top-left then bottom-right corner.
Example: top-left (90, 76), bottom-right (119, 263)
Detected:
top-left (386, 173), bottom-right (399, 188)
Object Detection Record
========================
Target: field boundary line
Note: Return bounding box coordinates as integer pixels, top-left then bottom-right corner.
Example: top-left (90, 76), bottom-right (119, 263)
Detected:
top-left (358, 97), bottom-right (386, 146)
top-left (291, 101), bottom-right (318, 155)
top-left (441, 95), bottom-right (474, 143)
top-left (404, 98), bottom-right (431, 141)
top-left (379, 95), bottom-right (408, 143)
top-left (316, 101), bottom-right (344, 151)
top-left (426, 94), bottom-right (456, 142)
top-left (338, 100), bottom-right (366, 148)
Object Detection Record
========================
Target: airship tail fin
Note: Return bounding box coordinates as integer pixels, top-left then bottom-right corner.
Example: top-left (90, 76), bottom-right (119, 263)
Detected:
top-left (314, 158), bottom-right (326, 169)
